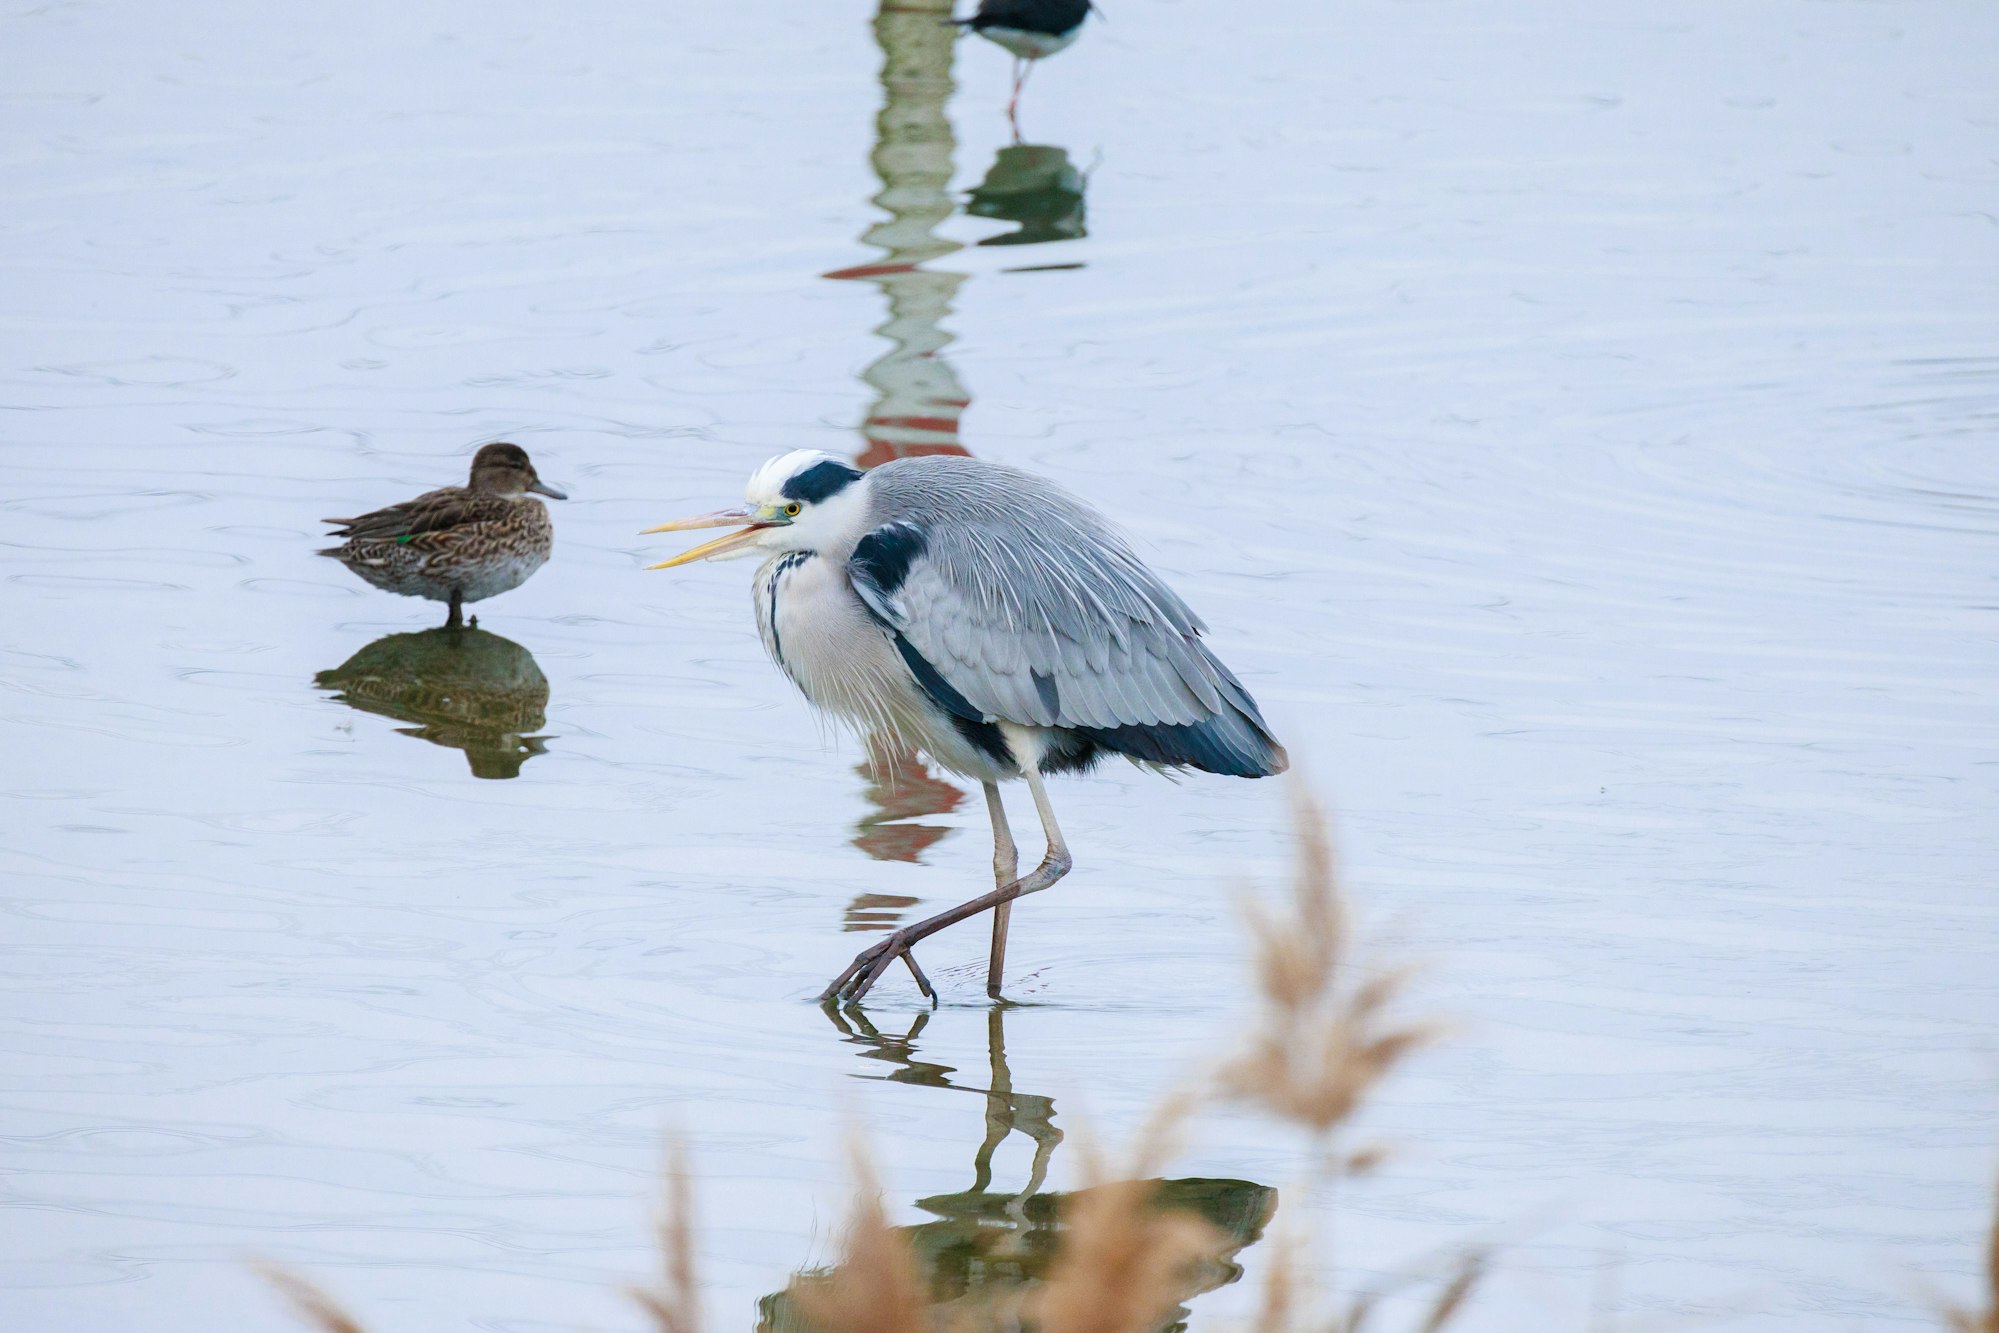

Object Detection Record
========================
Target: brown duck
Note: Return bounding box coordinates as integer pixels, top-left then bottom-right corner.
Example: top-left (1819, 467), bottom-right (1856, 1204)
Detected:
top-left (320, 442), bottom-right (566, 628)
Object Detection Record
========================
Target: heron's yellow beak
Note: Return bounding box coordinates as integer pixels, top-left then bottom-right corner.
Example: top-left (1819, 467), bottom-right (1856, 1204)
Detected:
top-left (641, 507), bottom-right (767, 569)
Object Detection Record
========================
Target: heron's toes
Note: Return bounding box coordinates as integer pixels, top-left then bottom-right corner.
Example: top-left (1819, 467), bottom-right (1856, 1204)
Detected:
top-left (822, 930), bottom-right (929, 1006)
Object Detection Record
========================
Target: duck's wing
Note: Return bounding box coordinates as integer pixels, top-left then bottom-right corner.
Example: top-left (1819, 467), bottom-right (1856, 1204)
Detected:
top-left (323, 486), bottom-right (509, 541)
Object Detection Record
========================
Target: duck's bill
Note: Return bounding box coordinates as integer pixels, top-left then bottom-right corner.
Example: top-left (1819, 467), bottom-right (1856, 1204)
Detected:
top-left (529, 480), bottom-right (568, 500)
top-left (642, 507), bottom-right (764, 568)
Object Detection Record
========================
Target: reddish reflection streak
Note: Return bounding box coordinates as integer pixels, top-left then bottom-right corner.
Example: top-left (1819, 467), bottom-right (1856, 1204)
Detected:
top-left (829, 0), bottom-right (975, 879)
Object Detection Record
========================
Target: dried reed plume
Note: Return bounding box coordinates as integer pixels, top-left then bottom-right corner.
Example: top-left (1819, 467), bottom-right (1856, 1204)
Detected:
top-left (1934, 1173), bottom-right (1998, 1333)
top-left (256, 1263), bottom-right (367, 1333)
top-left (1219, 788), bottom-right (1485, 1333)
top-left (781, 1134), bottom-right (930, 1333)
top-left (1217, 785), bottom-right (1434, 1143)
top-left (630, 1139), bottom-right (702, 1333)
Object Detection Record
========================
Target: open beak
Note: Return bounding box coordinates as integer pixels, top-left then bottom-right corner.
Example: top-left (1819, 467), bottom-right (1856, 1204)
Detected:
top-left (529, 479), bottom-right (568, 500)
top-left (641, 507), bottom-right (765, 568)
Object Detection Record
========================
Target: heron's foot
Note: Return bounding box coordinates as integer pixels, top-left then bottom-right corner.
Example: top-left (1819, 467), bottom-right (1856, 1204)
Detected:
top-left (820, 928), bottom-right (936, 1007)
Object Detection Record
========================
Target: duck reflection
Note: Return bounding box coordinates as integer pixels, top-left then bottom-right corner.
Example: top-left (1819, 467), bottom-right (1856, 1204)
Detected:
top-left (315, 627), bottom-right (552, 779)
top-left (967, 141), bottom-right (1087, 248)
top-left (757, 1008), bottom-right (1276, 1330)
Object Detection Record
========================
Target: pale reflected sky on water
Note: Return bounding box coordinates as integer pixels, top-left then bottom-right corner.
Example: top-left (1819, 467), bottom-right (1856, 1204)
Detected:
top-left (2, 0), bottom-right (1996, 1329)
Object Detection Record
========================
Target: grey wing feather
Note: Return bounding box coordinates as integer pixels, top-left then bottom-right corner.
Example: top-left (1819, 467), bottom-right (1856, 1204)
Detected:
top-left (849, 456), bottom-right (1252, 737)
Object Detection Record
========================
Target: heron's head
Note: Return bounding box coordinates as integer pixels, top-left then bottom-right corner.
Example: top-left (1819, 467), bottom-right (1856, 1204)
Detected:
top-left (642, 450), bottom-right (865, 567)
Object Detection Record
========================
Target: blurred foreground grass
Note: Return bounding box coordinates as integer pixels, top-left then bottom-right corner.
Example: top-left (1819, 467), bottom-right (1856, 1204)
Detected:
top-left (264, 788), bottom-right (1995, 1333)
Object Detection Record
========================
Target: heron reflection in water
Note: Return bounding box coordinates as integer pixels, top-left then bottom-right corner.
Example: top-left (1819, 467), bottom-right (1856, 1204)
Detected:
top-left (315, 628), bottom-right (552, 779)
top-left (830, 0), bottom-right (1088, 893)
top-left (758, 1007), bottom-right (1276, 1330)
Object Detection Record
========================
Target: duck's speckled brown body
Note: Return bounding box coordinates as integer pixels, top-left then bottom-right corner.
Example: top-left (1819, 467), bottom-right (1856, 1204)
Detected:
top-left (320, 442), bottom-right (565, 627)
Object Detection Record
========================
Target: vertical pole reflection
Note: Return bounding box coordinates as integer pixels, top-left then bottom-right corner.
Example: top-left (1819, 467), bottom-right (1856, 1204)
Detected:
top-left (823, 0), bottom-right (973, 468)
top-left (832, 0), bottom-right (974, 871)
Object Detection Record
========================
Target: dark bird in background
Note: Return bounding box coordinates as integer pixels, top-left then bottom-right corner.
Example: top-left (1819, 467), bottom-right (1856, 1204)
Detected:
top-left (952, 0), bottom-right (1095, 121)
top-left (319, 442), bottom-right (566, 629)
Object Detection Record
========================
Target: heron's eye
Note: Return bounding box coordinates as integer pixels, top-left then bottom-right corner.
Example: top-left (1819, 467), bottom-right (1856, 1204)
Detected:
top-left (783, 502), bottom-right (802, 518)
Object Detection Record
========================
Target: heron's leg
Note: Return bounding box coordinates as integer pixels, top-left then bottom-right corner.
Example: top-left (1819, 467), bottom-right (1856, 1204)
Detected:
top-left (445, 589), bottom-right (464, 629)
top-left (1007, 56), bottom-right (1026, 119)
top-left (824, 766), bottom-right (1071, 1005)
top-left (984, 782), bottom-right (1020, 999)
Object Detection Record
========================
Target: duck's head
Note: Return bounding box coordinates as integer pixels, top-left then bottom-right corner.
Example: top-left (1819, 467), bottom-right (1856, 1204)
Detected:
top-left (468, 442), bottom-right (567, 500)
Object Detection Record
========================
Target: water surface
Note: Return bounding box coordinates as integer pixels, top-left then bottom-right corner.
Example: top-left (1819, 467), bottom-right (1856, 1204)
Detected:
top-left (2, 0), bottom-right (1996, 1329)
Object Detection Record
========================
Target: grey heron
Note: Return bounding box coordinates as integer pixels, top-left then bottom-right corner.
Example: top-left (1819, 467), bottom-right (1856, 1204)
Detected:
top-left (644, 450), bottom-right (1286, 1004)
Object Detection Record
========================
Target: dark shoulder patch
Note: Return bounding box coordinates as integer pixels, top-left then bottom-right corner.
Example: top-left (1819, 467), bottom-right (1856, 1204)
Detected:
top-left (782, 460), bottom-right (863, 504)
top-left (850, 521), bottom-right (927, 596)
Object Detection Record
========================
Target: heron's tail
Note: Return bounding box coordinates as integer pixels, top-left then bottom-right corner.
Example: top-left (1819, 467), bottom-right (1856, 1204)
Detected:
top-left (1080, 653), bottom-right (1287, 779)
top-left (1082, 714), bottom-right (1284, 779)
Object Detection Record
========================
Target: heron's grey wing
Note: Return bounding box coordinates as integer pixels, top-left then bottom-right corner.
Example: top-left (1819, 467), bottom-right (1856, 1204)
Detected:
top-left (847, 460), bottom-right (1284, 776)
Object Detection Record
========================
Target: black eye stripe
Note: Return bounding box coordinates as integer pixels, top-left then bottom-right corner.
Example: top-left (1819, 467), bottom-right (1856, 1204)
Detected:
top-left (780, 460), bottom-right (863, 504)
